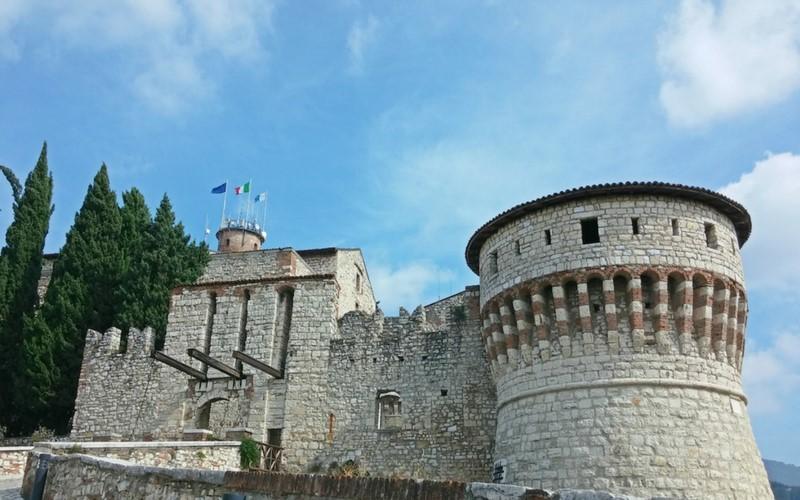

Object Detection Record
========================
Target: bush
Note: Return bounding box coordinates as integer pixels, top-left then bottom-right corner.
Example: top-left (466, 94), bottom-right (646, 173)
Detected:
top-left (239, 438), bottom-right (260, 469)
top-left (328, 459), bottom-right (362, 477)
top-left (65, 444), bottom-right (84, 454)
top-left (31, 425), bottom-right (54, 443)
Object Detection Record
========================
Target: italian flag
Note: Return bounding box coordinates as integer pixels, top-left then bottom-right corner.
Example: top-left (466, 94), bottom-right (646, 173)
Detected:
top-left (235, 182), bottom-right (250, 195)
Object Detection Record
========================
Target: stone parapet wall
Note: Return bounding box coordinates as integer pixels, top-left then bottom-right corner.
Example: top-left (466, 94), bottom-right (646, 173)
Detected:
top-left (23, 451), bottom-right (646, 500)
top-left (0, 447), bottom-right (32, 477)
top-left (34, 441), bottom-right (241, 471)
top-left (197, 248), bottom-right (315, 284)
top-left (478, 195), bottom-right (745, 304)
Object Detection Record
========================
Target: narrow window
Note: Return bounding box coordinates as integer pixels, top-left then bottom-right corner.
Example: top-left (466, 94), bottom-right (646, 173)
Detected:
top-left (581, 217), bottom-right (600, 244)
top-left (272, 288), bottom-right (294, 374)
top-left (440, 389), bottom-right (448, 397)
top-left (267, 428), bottom-right (283, 447)
top-left (203, 292), bottom-right (217, 374)
top-left (631, 217), bottom-right (640, 235)
top-left (731, 238), bottom-right (736, 252)
top-left (488, 251), bottom-right (498, 275)
top-left (327, 413), bottom-right (335, 444)
top-left (225, 238), bottom-right (230, 247)
top-left (235, 289), bottom-right (250, 371)
top-left (544, 229), bottom-right (552, 245)
top-left (355, 267), bottom-right (362, 293)
top-left (705, 223), bottom-right (717, 248)
top-left (672, 218), bottom-right (679, 236)
top-left (514, 239), bottom-right (521, 255)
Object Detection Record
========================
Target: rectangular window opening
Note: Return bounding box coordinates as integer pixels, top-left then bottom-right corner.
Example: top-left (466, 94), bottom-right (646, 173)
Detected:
top-left (705, 223), bottom-right (718, 248)
top-left (631, 217), bottom-right (640, 235)
top-left (581, 217), bottom-right (600, 244)
top-left (544, 229), bottom-right (552, 246)
top-left (514, 239), bottom-right (521, 255)
top-left (671, 218), bottom-right (679, 236)
top-left (440, 389), bottom-right (448, 397)
top-left (488, 251), bottom-right (499, 275)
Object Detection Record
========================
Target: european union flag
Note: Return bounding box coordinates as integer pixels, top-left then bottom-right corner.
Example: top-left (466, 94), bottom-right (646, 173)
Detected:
top-left (211, 182), bottom-right (226, 194)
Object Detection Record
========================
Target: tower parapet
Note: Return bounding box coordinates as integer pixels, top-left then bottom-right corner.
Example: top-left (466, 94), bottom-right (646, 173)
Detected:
top-left (216, 218), bottom-right (266, 253)
top-left (465, 182), bottom-right (771, 499)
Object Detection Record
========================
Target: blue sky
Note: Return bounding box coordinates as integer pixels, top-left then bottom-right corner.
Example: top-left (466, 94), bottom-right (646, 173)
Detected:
top-left (2, 0), bottom-right (800, 464)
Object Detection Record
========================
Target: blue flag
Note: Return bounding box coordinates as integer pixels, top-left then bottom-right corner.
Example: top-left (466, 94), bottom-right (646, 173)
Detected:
top-left (211, 182), bottom-right (226, 194)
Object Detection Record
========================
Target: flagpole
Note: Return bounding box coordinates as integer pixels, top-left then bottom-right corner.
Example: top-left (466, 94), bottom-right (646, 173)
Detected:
top-left (262, 192), bottom-right (268, 230)
top-left (220, 179), bottom-right (228, 229)
top-left (247, 178), bottom-right (252, 225)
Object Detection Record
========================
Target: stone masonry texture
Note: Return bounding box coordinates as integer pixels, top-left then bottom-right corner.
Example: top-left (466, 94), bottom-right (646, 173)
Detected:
top-left (472, 187), bottom-right (771, 499)
top-left (67, 183), bottom-right (771, 499)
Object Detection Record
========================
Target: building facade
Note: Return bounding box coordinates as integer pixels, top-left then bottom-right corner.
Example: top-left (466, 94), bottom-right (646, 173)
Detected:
top-left (70, 183), bottom-right (771, 499)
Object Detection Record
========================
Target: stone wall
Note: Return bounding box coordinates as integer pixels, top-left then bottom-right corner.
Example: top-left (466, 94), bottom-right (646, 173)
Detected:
top-left (317, 288), bottom-right (496, 482)
top-left (71, 248), bottom-right (358, 446)
top-left (24, 451), bottom-right (643, 500)
top-left (71, 327), bottom-right (170, 439)
top-left (35, 441), bottom-right (240, 470)
top-left (0, 447), bottom-right (31, 477)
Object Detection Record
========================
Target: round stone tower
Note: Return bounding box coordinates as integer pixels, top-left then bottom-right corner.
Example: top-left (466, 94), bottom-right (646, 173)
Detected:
top-left (465, 182), bottom-right (771, 499)
top-left (216, 220), bottom-right (266, 253)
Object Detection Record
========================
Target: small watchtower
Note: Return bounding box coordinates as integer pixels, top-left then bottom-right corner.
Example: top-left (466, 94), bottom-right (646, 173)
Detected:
top-left (216, 218), bottom-right (266, 253)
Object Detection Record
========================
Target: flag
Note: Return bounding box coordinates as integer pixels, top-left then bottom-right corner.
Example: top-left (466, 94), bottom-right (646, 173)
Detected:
top-left (211, 182), bottom-right (226, 194)
top-left (234, 181), bottom-right (250, 195)
top-left (255, 192), bottom-right (267, 202)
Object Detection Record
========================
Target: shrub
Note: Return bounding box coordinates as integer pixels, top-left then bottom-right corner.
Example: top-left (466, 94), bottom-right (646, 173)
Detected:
top-left (65, 444), bottom-right (84, 454)
top-left (31, 426), bottom-right (55, 443)
top-left (239, 438), bottom-right (260, 469)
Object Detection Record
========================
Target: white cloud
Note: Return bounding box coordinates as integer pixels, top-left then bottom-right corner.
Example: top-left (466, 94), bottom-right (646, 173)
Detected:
top-left (743, 331), bottom-right (800, 414)
top-left (370, 261), bottom-right (455, 315)
top-left (658, 0), bottom-right (800, 127)
top-left (720, 152), bottom-right (800, 293)
top-left (0, 0), bottom-right (29, 61)
top-left (347, 15), bottom-right (379, 75)
top-left (0, 0), bottom-right (274, 114)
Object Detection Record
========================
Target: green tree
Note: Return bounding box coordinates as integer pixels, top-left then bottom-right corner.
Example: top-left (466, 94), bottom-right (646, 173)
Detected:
top-left (0, 143), bottom-right (53, 430)
top-left (140, 195), bottom-right (208, 349)
top-left (113, 188), bottom-right (152, 343)
top-left (19, 164), bottom-right (121, 432)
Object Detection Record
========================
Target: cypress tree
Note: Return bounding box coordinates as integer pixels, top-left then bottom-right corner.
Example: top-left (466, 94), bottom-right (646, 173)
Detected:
top-left (0, 144), bottom-right (53, 430)
top-left (113, 188), bottom-right (152, 340)
top-left (143, 195), bottom-right (208, 349)
top-left (19, 164), bottom-right (121, 432)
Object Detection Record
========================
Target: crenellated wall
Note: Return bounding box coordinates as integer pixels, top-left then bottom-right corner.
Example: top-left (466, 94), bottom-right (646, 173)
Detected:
top-left (317, 288), bottom-right (496, 482)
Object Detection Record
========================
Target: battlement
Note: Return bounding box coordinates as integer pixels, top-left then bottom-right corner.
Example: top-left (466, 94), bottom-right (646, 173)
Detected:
top-left (84, 327), bottom-right (156, 357)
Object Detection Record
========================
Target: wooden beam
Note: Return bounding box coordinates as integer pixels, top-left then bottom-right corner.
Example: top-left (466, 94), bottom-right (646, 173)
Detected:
top-left (232, 350), bottom-right (282, 379)
top-left (153, 351), bottom-right (207, 380)
top-left (187, 348), bottom-right (243, 379)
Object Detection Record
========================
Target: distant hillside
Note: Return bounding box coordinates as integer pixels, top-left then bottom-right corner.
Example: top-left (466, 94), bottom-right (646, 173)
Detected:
top-left (772, 481), bottom-right (800, 500)
top-left (766, 459), bottom-right (800, 487)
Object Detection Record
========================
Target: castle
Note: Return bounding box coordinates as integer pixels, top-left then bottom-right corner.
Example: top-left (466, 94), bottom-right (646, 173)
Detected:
top-left (69, 182), bottom-right (772, 499)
